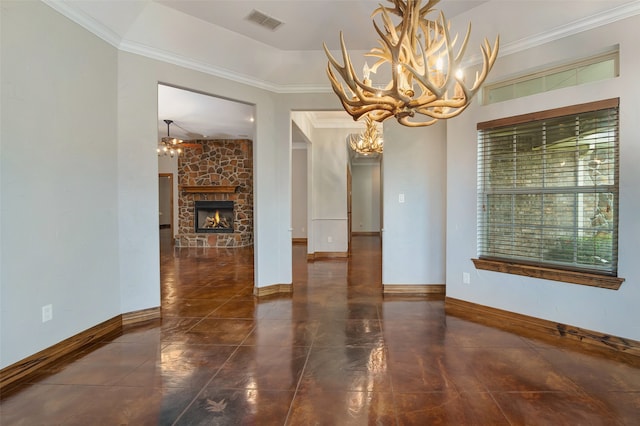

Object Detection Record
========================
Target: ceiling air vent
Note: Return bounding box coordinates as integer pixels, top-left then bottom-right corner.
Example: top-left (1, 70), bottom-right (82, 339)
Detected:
top-left (245, 9), bottom-right (284, 31)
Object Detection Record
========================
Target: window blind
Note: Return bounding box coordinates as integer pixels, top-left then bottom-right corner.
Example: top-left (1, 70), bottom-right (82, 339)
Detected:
top-left (477, 99), bottom-right (620, 276)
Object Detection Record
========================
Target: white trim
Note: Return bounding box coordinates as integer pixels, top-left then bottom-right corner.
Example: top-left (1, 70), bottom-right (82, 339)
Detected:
top-left (42, 0), bottom-right (122, 48)
top-left (292, 142), bottom-right (307, 150)
top-left (43, 0), bottom-right (640, 94)
top-left (118, 40), bottom-right (284, 92)
top-left (466, 1), bottom-right (640, 66)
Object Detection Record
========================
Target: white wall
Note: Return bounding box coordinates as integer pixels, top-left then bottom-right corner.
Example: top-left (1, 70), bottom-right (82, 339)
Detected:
top-left (1, 1), bottom-right (120, 367)
top-left (446, 14), bottom-right (640, 341)
top-left (382, 121), bottom-right (447, 285)
top-left (351, 163), bottom-right (381, 233)
top-left (291, 146), bottom-right (308, 239)
top-left (309, 128), bottom-right (359, 253)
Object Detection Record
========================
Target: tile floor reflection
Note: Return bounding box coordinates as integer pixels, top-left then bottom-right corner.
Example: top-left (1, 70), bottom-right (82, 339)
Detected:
top-left (1, 232), bottom-right (639, 425)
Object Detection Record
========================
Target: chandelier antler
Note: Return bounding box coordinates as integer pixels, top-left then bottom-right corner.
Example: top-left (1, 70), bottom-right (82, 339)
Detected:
top-left (349, 115), bottom-right (384, 155)
top-left (323, 0), bottom-right (499, 127)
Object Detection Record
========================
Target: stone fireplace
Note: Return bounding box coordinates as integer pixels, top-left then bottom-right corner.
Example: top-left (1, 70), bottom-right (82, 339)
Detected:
top-left (176, 139), bottom-right (253, 248)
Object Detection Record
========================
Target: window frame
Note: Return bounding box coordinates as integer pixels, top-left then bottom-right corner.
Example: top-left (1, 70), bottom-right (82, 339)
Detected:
top-left (482, 50), bottom-right (619, 105)
top-left (473, 98), bottom-right (625, 290)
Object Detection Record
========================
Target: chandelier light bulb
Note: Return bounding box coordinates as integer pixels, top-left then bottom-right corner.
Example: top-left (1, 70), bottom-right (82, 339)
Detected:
top-left (363, 62), bottom-right (372, 83)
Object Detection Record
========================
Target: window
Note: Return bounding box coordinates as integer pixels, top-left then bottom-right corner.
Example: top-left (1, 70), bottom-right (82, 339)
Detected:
top-left (484, 50), bottom-right (619, 105)
top-left (475, 99), bottom-right (623, 289)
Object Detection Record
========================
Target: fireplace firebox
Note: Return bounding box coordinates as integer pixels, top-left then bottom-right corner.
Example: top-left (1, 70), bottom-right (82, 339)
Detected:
top-left (195, 201), bottom-right (234, 233)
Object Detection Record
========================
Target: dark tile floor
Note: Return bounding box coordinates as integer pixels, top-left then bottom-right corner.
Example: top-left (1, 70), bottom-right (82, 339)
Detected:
top-left (1, 232), bottom-right (639, 425)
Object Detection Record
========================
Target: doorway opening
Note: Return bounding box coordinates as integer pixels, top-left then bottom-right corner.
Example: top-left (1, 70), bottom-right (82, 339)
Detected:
top-left (291, 111), bottom-right (382, 260)
top-left (157, 83), bottom-right (256, 298)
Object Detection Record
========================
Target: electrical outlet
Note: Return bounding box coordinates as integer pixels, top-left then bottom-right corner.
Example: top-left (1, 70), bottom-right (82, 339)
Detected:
top-left (328, 236), bottom-right (333, 243)
top-left (399, 193), bottom-right (405, 203)
top-left (42, 304), bottom-right (53, 322)
top-left (463, 272), bottom-right (471, 284)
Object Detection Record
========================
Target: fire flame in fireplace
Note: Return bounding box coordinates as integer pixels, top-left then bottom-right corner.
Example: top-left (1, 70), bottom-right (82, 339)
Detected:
top-left (203, 210), bottom-right (230, 229)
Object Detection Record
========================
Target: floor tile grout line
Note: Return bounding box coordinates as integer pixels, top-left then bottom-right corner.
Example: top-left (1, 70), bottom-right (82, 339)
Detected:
top-left (174, 296), bottom-right (244, 331)
top-left (377, 304), bottom-right (401, 426)
top-left (524, 344), bottom-right (597, 398)
top-left (283, 326), bottom-right (317, 425)
top-left (486, 389), bottom-right (515, 426)
top-left (170, 334), bottom-right (249, 426)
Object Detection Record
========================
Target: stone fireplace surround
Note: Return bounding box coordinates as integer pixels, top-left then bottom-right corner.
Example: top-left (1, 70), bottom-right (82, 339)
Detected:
top-left (176, 139), bottom-right (253, 248)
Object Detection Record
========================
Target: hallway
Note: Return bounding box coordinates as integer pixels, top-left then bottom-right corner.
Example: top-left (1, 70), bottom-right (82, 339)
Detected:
top-left (1, 234), bottom-right (639, 424)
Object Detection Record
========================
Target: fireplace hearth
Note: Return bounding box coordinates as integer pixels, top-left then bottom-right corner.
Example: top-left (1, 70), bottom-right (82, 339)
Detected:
top-left (195, 200), bottom-right (234, 233)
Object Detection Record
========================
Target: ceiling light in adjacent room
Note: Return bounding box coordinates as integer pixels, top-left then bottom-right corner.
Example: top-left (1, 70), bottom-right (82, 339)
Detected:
top-left (158, 119), bottom-right (183, 157)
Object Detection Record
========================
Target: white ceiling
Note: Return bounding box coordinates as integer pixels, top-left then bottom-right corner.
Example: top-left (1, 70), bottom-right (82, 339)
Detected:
top-left (157, 84), bottom-right (351, 143)
top-left (158, 84), bottom-right (255, 140)
top-left (154, 0), bottom-right (489, 51)
top-left (152, 0), bottom-right (488, 142)
top-left (48, 0), bottom-right (640, 143)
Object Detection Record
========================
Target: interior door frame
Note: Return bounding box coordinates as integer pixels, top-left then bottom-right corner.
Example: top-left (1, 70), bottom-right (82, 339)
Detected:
top-left (347, 165), bottom-right (352, 254)
top-left (159, 173), bottom-right (174, 234)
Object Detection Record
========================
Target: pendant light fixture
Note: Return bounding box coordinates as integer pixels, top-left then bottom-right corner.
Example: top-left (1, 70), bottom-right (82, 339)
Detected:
top-left (158, 119), bottom-right (183, 157)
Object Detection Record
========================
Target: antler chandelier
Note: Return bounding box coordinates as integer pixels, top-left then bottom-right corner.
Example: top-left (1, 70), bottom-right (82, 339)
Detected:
top-left (323, 0), bottom-right (499, 127)
top-left (349, 115), bottom-right (384, 155)
top-left (158, 119), bottom-right (183, 157)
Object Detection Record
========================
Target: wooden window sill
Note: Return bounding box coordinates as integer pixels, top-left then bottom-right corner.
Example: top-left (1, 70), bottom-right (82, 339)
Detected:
top-left (472, 258), bottom-right (625, 290)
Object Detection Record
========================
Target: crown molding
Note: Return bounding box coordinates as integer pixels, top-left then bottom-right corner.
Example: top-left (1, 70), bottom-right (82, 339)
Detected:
top-left (44, 0), bottom-right (640, 94)
top-left (42, 0), bottom-right (122, 48)
top-left (119, 39), bottom-right (332, 94)
top-left (463, 0), bottom-right (640, 66)
top-left (117, 39), bottom-right (287, 93)
top-left (500, 1), bottom-right (640, 59)
top-left (41, 0), bottom-right (332, 94)
top-left (302, 112), bottom-right (363, 129)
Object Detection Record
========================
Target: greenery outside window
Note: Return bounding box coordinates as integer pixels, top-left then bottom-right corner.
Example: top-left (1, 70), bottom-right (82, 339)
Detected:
top-left (475, 99), bottom-right (624, 289)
